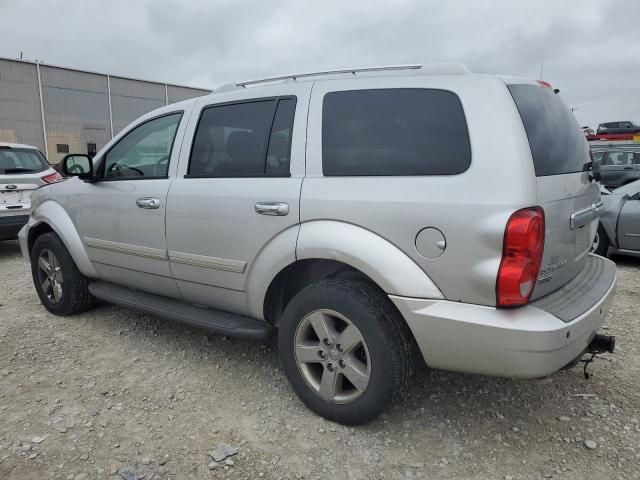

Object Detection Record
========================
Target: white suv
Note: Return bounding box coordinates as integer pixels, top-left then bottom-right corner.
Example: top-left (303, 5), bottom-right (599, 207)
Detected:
top-left (1, 142), bottom-right (61, 240)
top-left (19, 64), bottom-right (617, 424)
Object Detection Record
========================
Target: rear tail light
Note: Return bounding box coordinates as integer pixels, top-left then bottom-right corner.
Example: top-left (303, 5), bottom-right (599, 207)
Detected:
top-left (496, 207), bottom-right (545, 307)
top-left (41, 172), bottom-right (62, 184)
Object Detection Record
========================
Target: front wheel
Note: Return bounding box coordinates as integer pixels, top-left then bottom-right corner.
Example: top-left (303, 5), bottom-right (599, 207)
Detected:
top-left (278, 278), bottom-right (416, 425)
top-left (30, 232), bottom-right (95, 315)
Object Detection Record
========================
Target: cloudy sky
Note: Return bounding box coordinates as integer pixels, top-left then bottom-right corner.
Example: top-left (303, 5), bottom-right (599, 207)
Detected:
top-left (1, 0), bottom-right (638, 128)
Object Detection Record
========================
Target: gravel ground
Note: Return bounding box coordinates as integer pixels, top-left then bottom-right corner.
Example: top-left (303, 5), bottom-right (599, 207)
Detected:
top-left (1, 239), bottom-right (639, 480)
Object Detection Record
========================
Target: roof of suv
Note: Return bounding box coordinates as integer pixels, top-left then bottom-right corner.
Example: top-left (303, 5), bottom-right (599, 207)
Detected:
top-left (0, 141), bottom-right (39, 150)
top-left (207, 64), bottom-right (541, 98)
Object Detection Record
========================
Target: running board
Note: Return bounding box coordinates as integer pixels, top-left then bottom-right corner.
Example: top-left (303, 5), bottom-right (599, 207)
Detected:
top-left (88, 281), bottom-right (274, 341)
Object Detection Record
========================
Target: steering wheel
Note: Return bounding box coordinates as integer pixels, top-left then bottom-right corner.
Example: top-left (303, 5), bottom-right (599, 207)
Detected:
top-left (106, 163), bottom-right (144, 178)
top-left (67, 164), bottom-right (85, 175)
top-left (154, 155), bottom-right (170, 176)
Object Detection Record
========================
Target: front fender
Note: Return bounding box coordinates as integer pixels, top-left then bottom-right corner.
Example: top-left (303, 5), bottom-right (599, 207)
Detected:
top-left (297, 220), bottom-right (443, 299)
top-left (24, 200), bottom-right (97, 278)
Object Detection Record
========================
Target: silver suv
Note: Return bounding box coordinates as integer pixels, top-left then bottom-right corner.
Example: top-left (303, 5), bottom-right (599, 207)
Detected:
top-left (19, 64), bottom-right (617, 424)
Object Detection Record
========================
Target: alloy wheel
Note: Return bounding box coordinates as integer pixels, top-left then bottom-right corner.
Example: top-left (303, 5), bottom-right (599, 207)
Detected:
top-left (37, 249), bottom-right (64, 304)
top-left (294, 309), bottom-right (371, 403)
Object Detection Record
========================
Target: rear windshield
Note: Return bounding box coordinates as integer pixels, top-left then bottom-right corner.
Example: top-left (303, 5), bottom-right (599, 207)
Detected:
top-left (508, 85), bottom-right (588, 177)
top-left (0, 148), bottom-right (49, 175)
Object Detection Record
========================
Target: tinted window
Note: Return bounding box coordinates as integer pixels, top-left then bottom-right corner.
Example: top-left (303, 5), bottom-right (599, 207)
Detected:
top-left (322, 89), bottom-right (471, 176)
top-left (189, 98), bottom-right (296, 177)
top-left (102, 112), bottom-right (182, 179)
top-left (508, 85), bottom-right (588, 176)
top-left (0, 148), bottom-right (48, 174)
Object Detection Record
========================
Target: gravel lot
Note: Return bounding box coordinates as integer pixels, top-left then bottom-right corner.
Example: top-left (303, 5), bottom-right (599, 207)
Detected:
top-left (1, 239), bottom-right (639, 480)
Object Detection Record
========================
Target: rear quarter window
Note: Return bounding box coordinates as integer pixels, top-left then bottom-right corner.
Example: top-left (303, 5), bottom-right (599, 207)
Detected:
top-left (508, 84), bottom-right (588, 177)
top-left (322, 88), bottom-right (471, 176)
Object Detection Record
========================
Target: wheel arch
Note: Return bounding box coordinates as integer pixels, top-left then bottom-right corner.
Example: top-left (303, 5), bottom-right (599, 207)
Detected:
top-left (26, 201), bottom-right (97, 278)
top-left (251, 220), bottom-right (444, 324)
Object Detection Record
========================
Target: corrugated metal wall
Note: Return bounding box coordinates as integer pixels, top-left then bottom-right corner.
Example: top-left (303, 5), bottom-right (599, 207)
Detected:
top-left (110, 77), bottom-right (167, 135)
top-left (40, 66), bottom-right (112, 163)
top-left (0, 58), bottom-right (209, 163)
top-left (0, 59), bottom-right (45, 152)
top-left (168, 85), bottom-right (208, 104)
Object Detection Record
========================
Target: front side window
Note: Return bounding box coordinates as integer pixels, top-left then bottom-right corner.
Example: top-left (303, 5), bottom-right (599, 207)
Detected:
top-left (322, 88), bottom-right (471, 176)
top-left (188, 97), bottom-right (296, 177)
top-left (102, 112), bottom-right (182, 179)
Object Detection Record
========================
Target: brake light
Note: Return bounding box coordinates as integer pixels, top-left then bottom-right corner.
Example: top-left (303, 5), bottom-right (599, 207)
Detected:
top-left (496, 207), bottom-right (545, 307)
top-left (536, 80), bottom-right (552, 89)
top-left (41, 171), bottom-right (62, 184)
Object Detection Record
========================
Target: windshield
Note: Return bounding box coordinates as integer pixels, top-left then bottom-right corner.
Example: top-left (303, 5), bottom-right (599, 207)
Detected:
top-left (0, 148), bottom-right (49, 174)
top-left (613, 179), bottom-right (640, 197)
top-left (508, 85), bottom-right (589, 176)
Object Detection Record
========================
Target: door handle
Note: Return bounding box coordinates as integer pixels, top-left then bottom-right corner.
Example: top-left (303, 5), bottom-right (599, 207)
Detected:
top-left (254, 202), bottom-right (289, 216)
top-left (624, 167), bottom-right (634, 170)
top-left (136, 197), bottom-right (161, 209)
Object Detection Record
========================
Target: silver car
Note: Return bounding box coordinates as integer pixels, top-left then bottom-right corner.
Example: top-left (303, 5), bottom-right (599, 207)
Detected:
top-left (590, 141), bottom-right (640, 189)
top-left (593, 179), bottom-right (640, 257)
top-left (0, 142), bottom-right (61, 240)
top-left (18, 64), bottom-right (617, 424)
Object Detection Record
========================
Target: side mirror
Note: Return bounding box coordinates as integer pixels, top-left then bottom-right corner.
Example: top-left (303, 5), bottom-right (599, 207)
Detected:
top-left (61, 154), bottom-right (94, 179)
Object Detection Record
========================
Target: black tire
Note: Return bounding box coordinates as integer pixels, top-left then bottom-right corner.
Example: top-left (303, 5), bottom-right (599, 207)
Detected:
top-left (592, 224), bottom-right (610, 257)
top-left (278, 278), bottom-right (417, 425)
top-left (30, 232), bottom-right (95, 315)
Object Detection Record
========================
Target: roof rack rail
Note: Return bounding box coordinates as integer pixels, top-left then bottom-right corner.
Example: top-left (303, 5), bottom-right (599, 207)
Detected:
top-left (235, 64), bottom-right (422, 88)
top-left (212, 63), bottom-right (470, 93)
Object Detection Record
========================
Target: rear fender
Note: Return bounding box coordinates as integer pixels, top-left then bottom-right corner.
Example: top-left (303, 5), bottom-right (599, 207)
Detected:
top-left (296, 221), bottom-right (443, 299)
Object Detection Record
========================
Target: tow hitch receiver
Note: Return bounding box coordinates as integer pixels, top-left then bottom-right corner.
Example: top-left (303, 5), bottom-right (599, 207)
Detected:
top-left (581, 334), bottom-right (616, 379)
top-left (587, 334), bottom-right (616, 354)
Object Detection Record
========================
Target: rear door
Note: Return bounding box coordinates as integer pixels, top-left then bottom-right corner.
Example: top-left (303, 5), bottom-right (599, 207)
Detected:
top-left (508, 83), bottom-right (601, 299)
top-left (165, 83), bottom-right (310, 316)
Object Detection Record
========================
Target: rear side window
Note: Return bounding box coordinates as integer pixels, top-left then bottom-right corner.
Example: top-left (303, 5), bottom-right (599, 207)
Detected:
top-left (0, 148), bottom-right (48, 174)
top-left (508, 84), bottom-right (588, 176)
top-left (322, 89), bottom-right (471, 176)
top-left (188, 97), bottom-right (296, 177)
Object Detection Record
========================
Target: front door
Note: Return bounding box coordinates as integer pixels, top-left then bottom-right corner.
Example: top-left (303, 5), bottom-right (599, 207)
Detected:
top-left (165, 84), bottom-right (311, 317)
top-left (72, 111), bottom-right (186, 297)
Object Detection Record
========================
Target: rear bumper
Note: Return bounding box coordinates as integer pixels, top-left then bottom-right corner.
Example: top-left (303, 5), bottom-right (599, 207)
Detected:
top-left (0, 213), bottom-right (30, 241)
top-left (391, 255), bottom-right (617, 378)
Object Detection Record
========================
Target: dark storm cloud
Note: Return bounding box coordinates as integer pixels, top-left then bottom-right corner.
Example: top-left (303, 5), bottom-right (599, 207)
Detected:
top-left (1, 0), bottom-right (638, 127)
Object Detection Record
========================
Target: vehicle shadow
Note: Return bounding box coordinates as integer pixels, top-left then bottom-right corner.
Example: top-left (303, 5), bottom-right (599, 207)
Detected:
top-left (610, 253), bottom-right (640, 267)
top-left (0, 240), bottom-right (22, 259)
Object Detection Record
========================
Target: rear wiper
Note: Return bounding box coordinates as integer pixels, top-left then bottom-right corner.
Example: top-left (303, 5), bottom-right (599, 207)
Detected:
top-left (2, 168), bottom-right (36, 174)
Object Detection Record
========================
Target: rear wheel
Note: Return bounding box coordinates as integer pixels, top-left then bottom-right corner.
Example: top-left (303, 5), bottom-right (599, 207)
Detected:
top-left (278, 278), bottom-right (416, 425)
top-left (30, 232), bottom-right (95, 315)
top-left (592, 224), bottom-right (610, 257)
